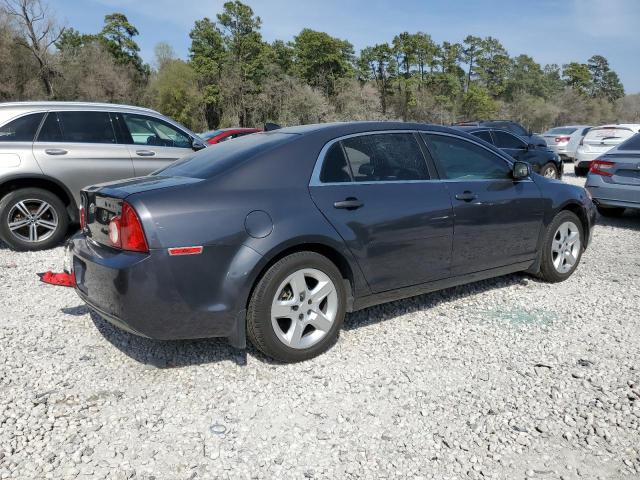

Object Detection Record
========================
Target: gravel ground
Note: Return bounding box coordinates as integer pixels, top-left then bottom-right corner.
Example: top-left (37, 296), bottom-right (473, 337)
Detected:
top-left (1, 164), bottom-right (639, 480)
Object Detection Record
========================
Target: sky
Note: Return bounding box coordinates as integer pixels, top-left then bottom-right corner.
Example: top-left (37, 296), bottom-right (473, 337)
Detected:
top-left (54, 0), bottom-right (640, 93)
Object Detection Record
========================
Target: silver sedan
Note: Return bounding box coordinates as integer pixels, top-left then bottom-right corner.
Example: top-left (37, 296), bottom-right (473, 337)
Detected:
top-left (586, 133), bottom-right (640, 217)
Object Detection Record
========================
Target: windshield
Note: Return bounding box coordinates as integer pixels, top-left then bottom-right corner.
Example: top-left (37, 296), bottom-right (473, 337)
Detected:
top-left (155, 132), bottom-right (298, 179)
top-left (544, 127), bottom-right (577, 135)
top-left (199, 129), bottom-right (224, 140)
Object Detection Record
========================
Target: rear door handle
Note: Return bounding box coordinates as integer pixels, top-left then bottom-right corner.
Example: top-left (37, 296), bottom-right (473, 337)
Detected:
top-left (44, 148), bottom-right (67, 156)
top-left (455, 191), bottom-right (478, 202)
top-left (135, 150), bottom-right (156, 157)
top-left (333, 198), bottom-right (364, 210)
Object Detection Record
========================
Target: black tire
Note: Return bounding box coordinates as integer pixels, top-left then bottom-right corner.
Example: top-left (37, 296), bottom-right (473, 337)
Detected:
top-left (541, 162), bottom-right (559, 179)
top-left (538, 211), bottom-right (584, 283)
top-left (0, 188), bottom-right (69, 251)
top-left (596, 205), bottom-right (625, 217)
top-left (247, 251), bottom-right (346, 363)
top-left (574, 166), bottom-right (589, 177)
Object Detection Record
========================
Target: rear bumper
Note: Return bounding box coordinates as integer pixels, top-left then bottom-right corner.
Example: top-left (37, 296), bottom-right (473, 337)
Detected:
top-left (69, 235), bottom-right (261, 342)
top-left (586, 177), bottom-right (640, 210)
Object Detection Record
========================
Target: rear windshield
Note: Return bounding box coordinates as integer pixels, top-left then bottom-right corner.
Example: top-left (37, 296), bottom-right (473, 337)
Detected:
top-left (584, 127), bottom-right (637, 142)
top-left (199, 129), bottom-right (223, 140)
top-left (545, 127), bottom-right (577, 135)
top-left (617, 133), bottom-right (640, 151)
top-left (154, 132), bottom-right (298, 179)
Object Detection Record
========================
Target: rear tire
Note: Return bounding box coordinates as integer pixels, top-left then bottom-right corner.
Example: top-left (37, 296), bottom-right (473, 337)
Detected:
top-left (574, 166), bottom-right (589, 177)
top-left (538, 211), bottom-right (584, 283)
top-left (0, 188), bottom-right (69, 251)
top-left (541, 162), bottom-right (559, 179)
top-left (596, 205), bottom-right (625, 217)
top-left (247, 252), bottom-right (346, 362)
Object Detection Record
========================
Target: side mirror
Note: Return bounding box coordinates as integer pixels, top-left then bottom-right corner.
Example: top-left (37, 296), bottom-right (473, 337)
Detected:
top-left (192, 138), bottom-right (207, 151)
top-left (512, 161), bottom-right (530, 180)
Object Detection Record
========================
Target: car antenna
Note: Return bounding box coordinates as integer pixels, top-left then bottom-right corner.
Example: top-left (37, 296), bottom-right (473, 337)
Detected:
top-left (264, 122), bottom-right (282, 132)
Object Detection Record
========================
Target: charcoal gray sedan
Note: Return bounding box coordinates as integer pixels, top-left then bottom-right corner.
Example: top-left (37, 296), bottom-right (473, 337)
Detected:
top-left (68, 122), bottom-right (596, 362)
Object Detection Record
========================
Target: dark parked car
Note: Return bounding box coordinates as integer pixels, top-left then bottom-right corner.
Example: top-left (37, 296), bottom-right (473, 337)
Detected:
top-left (453, 120), bottom-right (546, 148)
top-left (67, 122), bottom-right (596, 362)
top-left (453, 126), bottom-right (563, 179)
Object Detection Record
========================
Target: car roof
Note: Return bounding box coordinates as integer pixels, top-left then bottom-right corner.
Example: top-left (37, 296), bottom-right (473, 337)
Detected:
top-left (0, 101), bottom-right (159, 114)
top-left (590, 123), bottom-right (640, 130)
top-left (275, 121), bottom-right (458, 136)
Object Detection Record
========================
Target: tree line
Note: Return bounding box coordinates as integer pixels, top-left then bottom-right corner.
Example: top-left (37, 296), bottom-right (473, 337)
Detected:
top-left (1, 0), bottom-right (639, 133)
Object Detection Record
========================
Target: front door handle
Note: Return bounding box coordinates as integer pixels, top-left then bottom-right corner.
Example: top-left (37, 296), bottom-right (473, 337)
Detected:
top-left (333, 198), bottom-right (364, 210)
top-left (135, 150), bottom-right (156, 157)
top-left (45, 148), bottom-right (67, 156)
top-left (455, 191), bottom-right (478, 202)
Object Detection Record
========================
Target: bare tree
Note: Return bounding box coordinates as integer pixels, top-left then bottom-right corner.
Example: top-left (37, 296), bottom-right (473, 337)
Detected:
top-left (1, 0), bottom-right (64, 97)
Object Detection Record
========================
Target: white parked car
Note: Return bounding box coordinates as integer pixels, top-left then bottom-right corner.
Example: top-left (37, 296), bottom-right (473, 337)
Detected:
top-left (575, 124), bottom-right (640, 176)
top-left (541, 125), bottom-right (591, 161)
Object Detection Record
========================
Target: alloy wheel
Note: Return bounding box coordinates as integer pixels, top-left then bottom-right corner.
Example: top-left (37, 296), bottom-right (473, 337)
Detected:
top-left (551, 221), bottom-right (581, 274)
top-left (270, 268), bottom-right (338, 349)
top-left (7, 199), bottom-right (59, 244)
top-left (543, 166), bottom-right (557, 179)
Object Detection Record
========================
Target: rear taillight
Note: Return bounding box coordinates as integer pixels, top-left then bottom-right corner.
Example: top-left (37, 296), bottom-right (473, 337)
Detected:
top-left (555, 136), bottom-right (570, 143)
top-left (107, 202), bottom-right (148, 252)
top-left (79, 205), bottom-right (86, 230)
top-left (589, 160), bottom-right (615, 177)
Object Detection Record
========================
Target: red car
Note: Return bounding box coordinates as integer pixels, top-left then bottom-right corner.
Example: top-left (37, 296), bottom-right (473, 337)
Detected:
top-left (199, 127), bottom-right (261, 145)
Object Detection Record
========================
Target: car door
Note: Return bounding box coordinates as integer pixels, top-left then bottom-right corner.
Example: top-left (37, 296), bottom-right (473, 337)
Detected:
top-left (32, 111), bottom-right (134, 205)
top-left (423, 132), bottom-right (544, 275)
top-left (309, 131), bottom-right (454, 293)
top-left (118, 113), bottom-right (195, 175)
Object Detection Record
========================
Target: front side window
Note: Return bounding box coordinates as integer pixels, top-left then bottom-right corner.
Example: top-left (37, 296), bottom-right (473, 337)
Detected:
top-left (425, 134), bottom-right (511, 180)
top-left (57, 111), bottom-right (117, 144)
top-left (470, 130), bottom-right (493, 144)
top-left (122, 114), bottom-right (191, 148)
top-left (0, 113), bottom-right (45, 142)
top-left (339, 133), bottom-right (429, 182)
top-left (492, 130), bottom-right (526, 149)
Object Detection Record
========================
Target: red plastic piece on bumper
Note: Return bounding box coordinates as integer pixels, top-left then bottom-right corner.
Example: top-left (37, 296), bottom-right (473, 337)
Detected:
top-left (37, 271), bottom-right (75, 287)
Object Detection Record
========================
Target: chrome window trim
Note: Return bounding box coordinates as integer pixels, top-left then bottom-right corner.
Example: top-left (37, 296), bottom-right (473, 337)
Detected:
top-left (309, 129), bottom-right (532, 186)
top-left (309, 130), bottom-right (434, 186)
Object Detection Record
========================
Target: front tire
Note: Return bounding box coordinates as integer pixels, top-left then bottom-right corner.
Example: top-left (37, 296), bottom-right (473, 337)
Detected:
top-left (538, 211), bottom-right (584, 283)
top-left (0, 188), bottom-right (69, 251)
top-left (247, 252), bottom-right (346, 362)
top-left (541, 162), bottom-right (559, 179)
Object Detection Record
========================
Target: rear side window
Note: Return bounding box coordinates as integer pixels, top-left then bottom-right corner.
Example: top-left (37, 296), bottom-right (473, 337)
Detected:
top-left (340, 133), bottom-right (429, 182)
top-left (493, 130), bottom-right (526, 149)
top-left (470, 130), bottom-right (493, 144)
top-left (320, 143), bottom-right (351, 183)
top-left (58, 111), bottom-right (116, 144)
top-left (37, 111), bottom-right (117, 143)
top-left (425, 134), bottom-right (511, 180)
top-left (0, 113), bottom-right (45, 142)
top-left (37, 113), bottom-right (63, 142)
top-left (618, 133), bottom-right (640, 151)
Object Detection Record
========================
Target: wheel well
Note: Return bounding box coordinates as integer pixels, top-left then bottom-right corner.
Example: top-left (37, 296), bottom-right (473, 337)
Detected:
top-left (248, 243), bottom-right (356, 310)
top-left (0, 177), bottom-right (75, 220)
top-left (561, 202), bottom-right (589, 236)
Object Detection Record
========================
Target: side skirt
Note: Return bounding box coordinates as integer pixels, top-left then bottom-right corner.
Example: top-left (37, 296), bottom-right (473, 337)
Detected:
top-left (352, 260), bottom-right (535, 311)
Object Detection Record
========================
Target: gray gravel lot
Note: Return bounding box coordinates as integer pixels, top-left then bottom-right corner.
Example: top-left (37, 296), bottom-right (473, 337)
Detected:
top-left (1, 164), bottom-right (639, 480)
